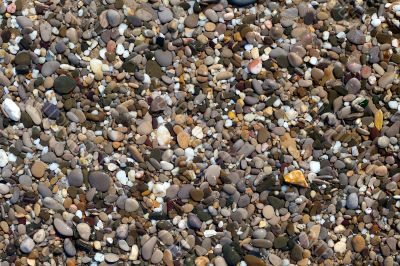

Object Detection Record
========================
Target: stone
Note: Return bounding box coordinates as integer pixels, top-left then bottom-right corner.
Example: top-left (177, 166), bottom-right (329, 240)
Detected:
top-left (43, 102), bottom-right (60, 120)
top-left (0, 150), bottom-right (9, 168)
top-left (263, 205), bottom-right (275, 219)
top-left (288, 52), bottom-right (303, 67)
top-left (54, 218), bottom-right (73, 237)
top-left (54, 76), bottom-right (76, 94)
top-left (41, 61), bottom-right (60, 76)
top-left (188, 213), bottom-right (202, 230)
top-left (77, 223), bottom-right (91, 241)
top-left (125, 198), bottom-right (140, 212)
top-left (154, 50), bottom-right (173, 67)
top-left (158, 8), bottom-right (174, 24)
top-left (20, 237), bottom-right (35, 253)
top-left (64, 238), bottom-right (76, 256)
top-left (16, 16), bottom-right (33, 28)
top-left (2, 98), bottom-right (21, 121)
top-left (107, 9), bottom-right (121, 27)
top-left (40, 21), bottom-right (52, 42)
top-left (378, 73), bottom-right (396, 88)
top-left (177, 131), bottom-right (190, 149)
top-left (184, 14), bottom-right (199, 28)
top-left (67, 168), bottom-right (83, 187)
top-left (142, 236), bottom-right (157, 260)
top-left (244, 255), bottom-right (265, 266)
top-left (352, 235), bottom-right (366, 252)
top-left (15, 52), bottom-right (31, 65)
top-left (346, 29), bottom-right (365, 44)
top-left (346, 193), bottom-right (358, 210)
top-left (31, 161), bottom-right (47, 178)
top-left (88, 171), bottom-right (111, 192)
top-left (284, 170), bottom-right (308, 188)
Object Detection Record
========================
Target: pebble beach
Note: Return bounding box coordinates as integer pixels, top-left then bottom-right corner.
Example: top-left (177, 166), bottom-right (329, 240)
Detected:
top-left (0, 0), bottom-right (400, 265)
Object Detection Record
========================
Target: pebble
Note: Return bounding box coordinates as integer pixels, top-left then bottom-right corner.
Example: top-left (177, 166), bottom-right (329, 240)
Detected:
top-left (77, 223), bottom-right (91, 241)
top-left (142, 236), bottom-right (157, 261)
top-left (88, 171), bottom-right (111, 192)
top-left (20, 237), bottom-right (35, 253)
top-left (54, 218), bottom-right (73, 237)
top-left (2, 98), bottom-right (21, 121)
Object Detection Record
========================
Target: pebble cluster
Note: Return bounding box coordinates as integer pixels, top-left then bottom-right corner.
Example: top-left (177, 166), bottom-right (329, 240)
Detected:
top-left (0, 0), bottom-right (400, 265)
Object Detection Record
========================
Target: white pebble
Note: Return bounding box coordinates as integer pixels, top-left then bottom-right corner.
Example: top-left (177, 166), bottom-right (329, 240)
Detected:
top-left (2, 98), bottom-right (21, 121)
top-left (309, 161), bottom-right (321, 173)
top-left (388, 101), bottom-right (399, 110)
top-left (116, 170), bottom-right (128, 185)
top-left (371, 18), bottom-right (381, 27)
top-left (0, 149), bottom-right (8, 167)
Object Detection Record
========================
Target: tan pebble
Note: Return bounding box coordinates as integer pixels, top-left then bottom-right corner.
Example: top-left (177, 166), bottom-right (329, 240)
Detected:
top-left (0, 221), bottom-right (9, 233)
top-left (31, 161), bottom-right (47, 178)
top-left (177, 131), bottom-right (190, 149)
top-left (204, 22), bottom-right (216, 31)
top-left (195, 256), bottom-right (210, 266)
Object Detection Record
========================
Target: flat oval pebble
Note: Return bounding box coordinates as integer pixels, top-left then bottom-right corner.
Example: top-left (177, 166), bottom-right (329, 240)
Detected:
top-left (88, 171), bottom-right (111, 192)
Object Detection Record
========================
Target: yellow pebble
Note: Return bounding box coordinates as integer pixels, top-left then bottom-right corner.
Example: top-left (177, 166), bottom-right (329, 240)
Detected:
top-left (228, 111), bottom-right (236, 119)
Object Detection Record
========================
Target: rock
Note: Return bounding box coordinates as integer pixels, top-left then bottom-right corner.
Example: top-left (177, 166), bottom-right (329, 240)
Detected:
top-left (90, 59), bottom-right (103, 75)
top-left (2, 98), bottom-right (21, 121)
top-left (43, 102), bottom-right (60, 120)
top-left (154, 50), bottom-right (173, 67)
top-left (268, 254), bottom-right (282, 266)
top-left (244, 255), bottom-right (265, 266)
top-left (184, 14), bottom-right (199, 28)
top-left (177, 131), bottom-right (190, 149)
top-left (352, 235), bottom-right (366, 252)
top-left (107, 10), bottom-right (121, 27)
top-left (15, 52), bottom-right (31, 65)
top-left (151, 249), bottom-right (164, 264)
top-left (41, 61), bottom-right (60, 76)
top-left (64, 238), bottom-right (76, 256)
top-left (31, 161), bottom-right (47, 178)
top-left (158, 230), bottom-right (174, 246)
top-left (222, 245), bottom-right (241, 266)
top-left (116, 224), bottom-right (129, 239)
top-left (67, 168), bottom-right (83, 187)
top-left (188, 213), bottom-right (202, 230)
top-left (88, 171), bottom-right (111, 192)
top-left (54, 76), bottom-right (76, 94)
top-left (248, 58), bottom-right (262, 74)
top-left (33, 229), bottom-right (46, 243)
top-left (105, 253), bottom-right (119, 263)
top-left (16, 16), bottom-right (33, 28)
top-left (146, 60), bottom-right (163, 78)
top-left (284, 170), bottom-right (308, 188)
top-left (40, 21), bottom-right (52, 42)
top-left (77, 223), bottom-right (91, 241)
top-left (262, 205), bottom-right (275, 219)
top-left (378, 72), bottom-right (396, 88)
top-left (108, 130), bottom-right (124, 141)
top-left (378, 136), bottom-right (390, 148)
top-left (0, 150), bottom-right (9, 168)
top-left (346, 193), bottom-right (358, 210)
top-left (346, 29), bottom-right (365, 44)
top-left (20, 237), bottom-right (35, 253)
top-left (142, 236), bottom-right (157, 260)
top-left (158, 8), bottom-right (174, 23)
top-left (125, 198), bottom-right (140, 212)
top-left (54, 218), bottom-right (74, 237)
top-left (205, 165), bottom-right (221, 186)
top-left (288, 52), bottom-right (303, 67)
top-left (157, 125), bottom-right (172, 146)
top-left (228, 0), bottom-right (257, 7)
